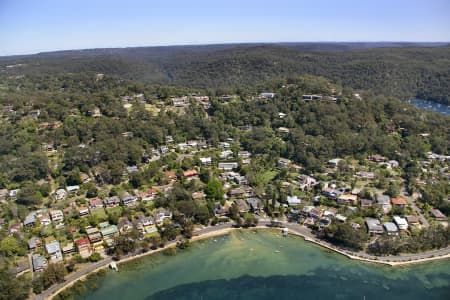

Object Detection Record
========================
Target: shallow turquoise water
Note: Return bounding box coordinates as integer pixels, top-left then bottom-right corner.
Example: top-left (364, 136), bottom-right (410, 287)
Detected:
top-left (77, 230), bottom-right (450, 300)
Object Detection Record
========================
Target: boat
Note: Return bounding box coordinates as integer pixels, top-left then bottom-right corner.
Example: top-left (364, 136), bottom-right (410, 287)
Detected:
top-left (109, 262), bottom-right (119, 271)
top-left (282, 227), bottom-right (289, 236)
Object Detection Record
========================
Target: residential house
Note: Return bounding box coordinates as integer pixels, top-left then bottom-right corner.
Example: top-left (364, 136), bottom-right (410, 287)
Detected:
top-left (100, 222), bottom-right (118, 247)
top-left (218, 162), bottom-right (239, 170)
top-left (55, 188), bottom-right (68, 201)
top-left (335, 214), bottom-right (347, 222)
top-left (23, 213), bottom-right (36, 227)
top-left (9, 189), bottom-right (20, 200)
top-left (337, 194), bottom-right (358, 205)
top-left (62, 243), bottom-right (75, 255)
top-left (66, 185), bottom-right (80, 194)
top-left (32, 254), bottom-right (47, 272)
top-left (104, 196), bottom-right (120, 208)
top-left (86, 227), bottom-right (103, 243)
top-left (38, 214), bottom-right (51, 226)
top-left (393, 216), bottom-right (408, 230)
top-left (277, 127), bottom-right (290, 134)
top-left (234, 175), bottom-right (248, 185)
top-left (391, 197), bottom-right (408, 208)
top-left (322, 188), bottom-right (341, 200)
top-left (155, 209), bottom-right (172, 225)
top-left (164, 171), bottom-right (177, 182)
top-left (365, 218), bottom-right (384, 234)
top-left (238, 151), bottom-right (251, 159)
top-left (259, 92), bottom-right (275, 99)
top-left (126, 166), bottom-right (138, 174)
top-left (430, 209), bottom-right (447, 221)
top-left (78, 206), bottom-right (89, 217)
top-left (122, 196), bottom-right (138, 207)
top-left (234, 199), bottom-right (249, 213)
top-left (287, 195), bottom-right (301, 206)
top-left (28, 237), bottom-right (42, 251)
top-left (183, 169), bottom-right (198, 178)
top-left (50, 210), bottom-right (64, 223)
top-left (8, 223), bottom-right (22, 236)
top-left (355, 171), bottom-right (375, 180)
top-left (369, 154), bottom-right (386, 162)
top-left (135, 216), bottom-right (157, 234)
top-left (327, 158), bottom-right (342, 168)
top-left (298, 175), bottom-right (317, 191)
top-left (278, 158), bottom-right (291, 168)
top-left (118, 218), bottom-right (133, 234)
top-left (139, 189), bottom-right (158, 201)
top-left (405, 215), bottom-right (420, 226)
top-left (220, 150), bottom-right (234, 159)
top-left (45, 240), bottom-right (63, 263)
top-left (89, 198), bottom-right (103, 209)
top-left (200, 157), bottom-right (212, 166)
top-left (376, 194), bottom-right (392, 213)
top-left (246, 197), bottom-right (264, 212)
top-left (360, 199), bottom-right (374, 209)
top-left (383, 222), bottom-right (399, 235)
top-left (75, 238), bottom-right (92, 258)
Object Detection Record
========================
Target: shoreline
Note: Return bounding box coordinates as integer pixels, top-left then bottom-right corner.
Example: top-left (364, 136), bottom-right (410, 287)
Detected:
top-left (39, 225), bottom-right (450, 300)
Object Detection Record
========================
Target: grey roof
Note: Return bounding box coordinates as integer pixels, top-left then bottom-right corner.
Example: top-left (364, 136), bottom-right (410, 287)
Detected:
top-left (45, 240), bottom-right (61, 254)
top-left (28, 237), bottom-right (40, 249)
top-left (383, 222), bottom-right (398, 232)
top-left (24, 213), bottom-right (36, 226)
top-left (32, 254), bottom-right (47, 271)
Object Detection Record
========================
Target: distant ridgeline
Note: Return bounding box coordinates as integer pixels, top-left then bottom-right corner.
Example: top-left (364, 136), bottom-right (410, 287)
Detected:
top-left (0, 42), bottom-right (449, 104)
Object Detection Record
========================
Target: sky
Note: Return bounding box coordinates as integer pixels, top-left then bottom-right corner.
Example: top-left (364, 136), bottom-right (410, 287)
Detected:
top-left (0, 0), bottom-right (449, 56)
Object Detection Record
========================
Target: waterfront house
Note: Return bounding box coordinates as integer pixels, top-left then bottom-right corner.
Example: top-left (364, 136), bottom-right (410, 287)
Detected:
top-left (135, 216), bottom-right (157, 234)
top-left (75, 238), bottom-right (92, 258)
top-left (365, 218), bottom-right (384, 234)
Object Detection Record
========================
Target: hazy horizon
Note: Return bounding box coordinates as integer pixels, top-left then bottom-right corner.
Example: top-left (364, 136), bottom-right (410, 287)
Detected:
top-left (1, 0), bottom-right (449, 56)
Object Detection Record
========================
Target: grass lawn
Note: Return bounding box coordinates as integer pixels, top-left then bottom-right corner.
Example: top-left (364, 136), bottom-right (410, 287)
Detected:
top-left (91, 208), bottom-right (108, 221)
top-left (106, 206), bottom-right (123, 216)
top-left (256, 170), bottom-right (277, 184)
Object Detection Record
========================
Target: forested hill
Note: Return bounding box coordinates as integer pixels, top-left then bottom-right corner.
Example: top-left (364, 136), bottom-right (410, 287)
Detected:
top-left (1, 43), bottom-right (449, 104)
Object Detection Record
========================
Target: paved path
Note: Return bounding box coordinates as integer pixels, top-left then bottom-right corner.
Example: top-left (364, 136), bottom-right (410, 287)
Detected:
top-left (34, 220), bottom-right (450, 300)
